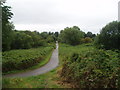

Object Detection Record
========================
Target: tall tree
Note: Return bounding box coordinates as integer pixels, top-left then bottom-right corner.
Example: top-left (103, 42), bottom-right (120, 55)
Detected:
top-left (95, 21), bottom-right (120, 50)
top-left (85, 31), bottom-right (96, 38)
top-left (59, 26), bottom-right (85, 45)
top-left (2, 3), bottom-right (14, 51)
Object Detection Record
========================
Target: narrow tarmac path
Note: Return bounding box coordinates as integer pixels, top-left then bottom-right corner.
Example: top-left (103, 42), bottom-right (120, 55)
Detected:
top-left (4, 43), bottom-right (59, 78)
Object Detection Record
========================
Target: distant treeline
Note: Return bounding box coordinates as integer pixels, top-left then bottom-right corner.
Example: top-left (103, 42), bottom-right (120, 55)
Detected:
top-left (1, 2), bottom-right (95, 51)
top-left (1, 2), bottom-right (59, 51)
top-left (3, 28), bottom-right (59, 51)
top-left (2, 2), bottom-right (120, 51)
top-left (58, 21), bottom-right (120, 50)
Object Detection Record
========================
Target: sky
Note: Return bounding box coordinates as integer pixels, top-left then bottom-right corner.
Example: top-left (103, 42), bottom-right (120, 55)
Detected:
top-left (6, 0), bottom-right (119, 34)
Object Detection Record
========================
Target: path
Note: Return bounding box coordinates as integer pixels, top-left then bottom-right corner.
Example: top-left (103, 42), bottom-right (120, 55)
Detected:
top-left (4, 43), bottom-right (59, 77)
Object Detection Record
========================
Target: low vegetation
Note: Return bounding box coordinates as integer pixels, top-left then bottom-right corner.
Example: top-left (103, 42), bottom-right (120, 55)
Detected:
top-left (3, 43), bottom-right (55, 74)
top-left (2, 1), bottom-right (120, 89)
top-left (2, 69), bottom-right (66, 88)
top-left (59, 43), bottom-right (120, 88)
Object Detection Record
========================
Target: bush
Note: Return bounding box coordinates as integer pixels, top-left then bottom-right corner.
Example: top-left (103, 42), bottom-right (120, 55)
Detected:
top-left (59, 44), bottom-right (119, 88)
top-left (80, 37), bottom-right (93, 43)
top-left (2, 46), bottom-right (53, 73)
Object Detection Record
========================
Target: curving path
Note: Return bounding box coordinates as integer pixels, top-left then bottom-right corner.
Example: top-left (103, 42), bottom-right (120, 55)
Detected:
top-left (4, 42), bottom-right (59, 78)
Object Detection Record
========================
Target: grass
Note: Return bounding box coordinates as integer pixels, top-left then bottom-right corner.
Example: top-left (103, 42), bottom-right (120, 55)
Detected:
top-left (59, 43), bottom-right (95, 59)
top-left (3, 69), bottom-right (58, 88)
top-left (2, 63), bottom-right (67, 88)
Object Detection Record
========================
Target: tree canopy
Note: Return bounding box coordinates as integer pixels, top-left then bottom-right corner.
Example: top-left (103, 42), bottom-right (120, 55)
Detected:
top-left (95, 21), bottom-right (120, 50)
top-left (2, 3), bottom-right (14, 51)
top-left (59, 26), bottom-right (85, 45)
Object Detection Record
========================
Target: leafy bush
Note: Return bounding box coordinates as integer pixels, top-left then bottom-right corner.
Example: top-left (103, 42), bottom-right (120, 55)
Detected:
top-left (2, 46), bottom-right (54, 73)
top-left (80, 37), bottom-right (93, 43)
top-left (59, 44), bottom-right (119, 88)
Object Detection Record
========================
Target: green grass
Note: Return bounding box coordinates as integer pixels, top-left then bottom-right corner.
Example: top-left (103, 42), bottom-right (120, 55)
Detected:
top-left (2, 63), bottom-right (67, 88)
top-left (59, 43), bottom-right (95, 61)
top-left (3, 69), bottom-right (60, 88)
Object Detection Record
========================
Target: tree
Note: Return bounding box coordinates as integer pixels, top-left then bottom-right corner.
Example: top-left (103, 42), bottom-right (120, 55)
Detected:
top-left (59, 26), bottom-right (85, 45)
top-left (95, 21), bottom-right (120, 50)
top-left (46, 35), bottom-right (54, 43)
top-left (2, 3), bottom-right (14, 51)
top-left (85, 31), bottom-right (96, 38)
top-left (11, 32), bottom-right (33, 49)
top-left (54, 32), bottom-right (59, 37)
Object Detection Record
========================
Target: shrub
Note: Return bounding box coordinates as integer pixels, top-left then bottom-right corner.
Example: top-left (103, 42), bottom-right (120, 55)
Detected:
top-left (2, 46), bottom-right (53, 73)
top-left (80, 37), bottom-right (93, 43)
top-left (59, 45), bottom-right (119, 88)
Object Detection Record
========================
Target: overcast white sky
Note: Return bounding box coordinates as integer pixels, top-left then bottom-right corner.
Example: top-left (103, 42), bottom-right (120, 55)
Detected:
top-left (6, 0), bottom-right (119, 34)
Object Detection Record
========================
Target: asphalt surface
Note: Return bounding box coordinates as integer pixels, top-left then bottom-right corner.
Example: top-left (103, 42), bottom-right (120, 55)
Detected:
top-left (4, 43), bottom-right (59, 77)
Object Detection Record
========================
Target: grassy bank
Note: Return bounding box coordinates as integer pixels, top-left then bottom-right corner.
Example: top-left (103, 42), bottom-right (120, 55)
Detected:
top-left (3, 69), bottom-right (62, 88)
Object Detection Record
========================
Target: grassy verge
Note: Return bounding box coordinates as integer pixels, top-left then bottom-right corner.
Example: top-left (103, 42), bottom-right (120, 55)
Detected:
top-left (2, 68), bottom-right (66, 88)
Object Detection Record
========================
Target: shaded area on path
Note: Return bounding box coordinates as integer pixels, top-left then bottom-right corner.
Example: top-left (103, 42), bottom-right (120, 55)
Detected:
top-left (4, 43), bottom-right (59, 77)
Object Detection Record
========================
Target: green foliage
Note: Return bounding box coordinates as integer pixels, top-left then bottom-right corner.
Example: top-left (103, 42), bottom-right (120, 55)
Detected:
top-left (11, 31), bottom-right (33, 49)
top-left (3, 28), bottom-right (58, 51)
top-left (85, 32), bottom-right (96, 38)
top-left (59, 44), bottom-right (119, 88)
top-left (2, 46), bottom-right (54, 74)
top-left (1, 3), bottom-right (58, 51)
top-left (2, 3), bottom-right (14, 51)
top-left (54, 32), bottom-right (59, 37)
top-left (95, 21), bottom-right (120, 50)
top-left (47, 35), bottom-right (55, 43)
top-left (59, 26), bottom-right (85, 45)
top-left (80, 37), bottom-right (93, 43)
top-left (2, 68), bottom-right (64, 88)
